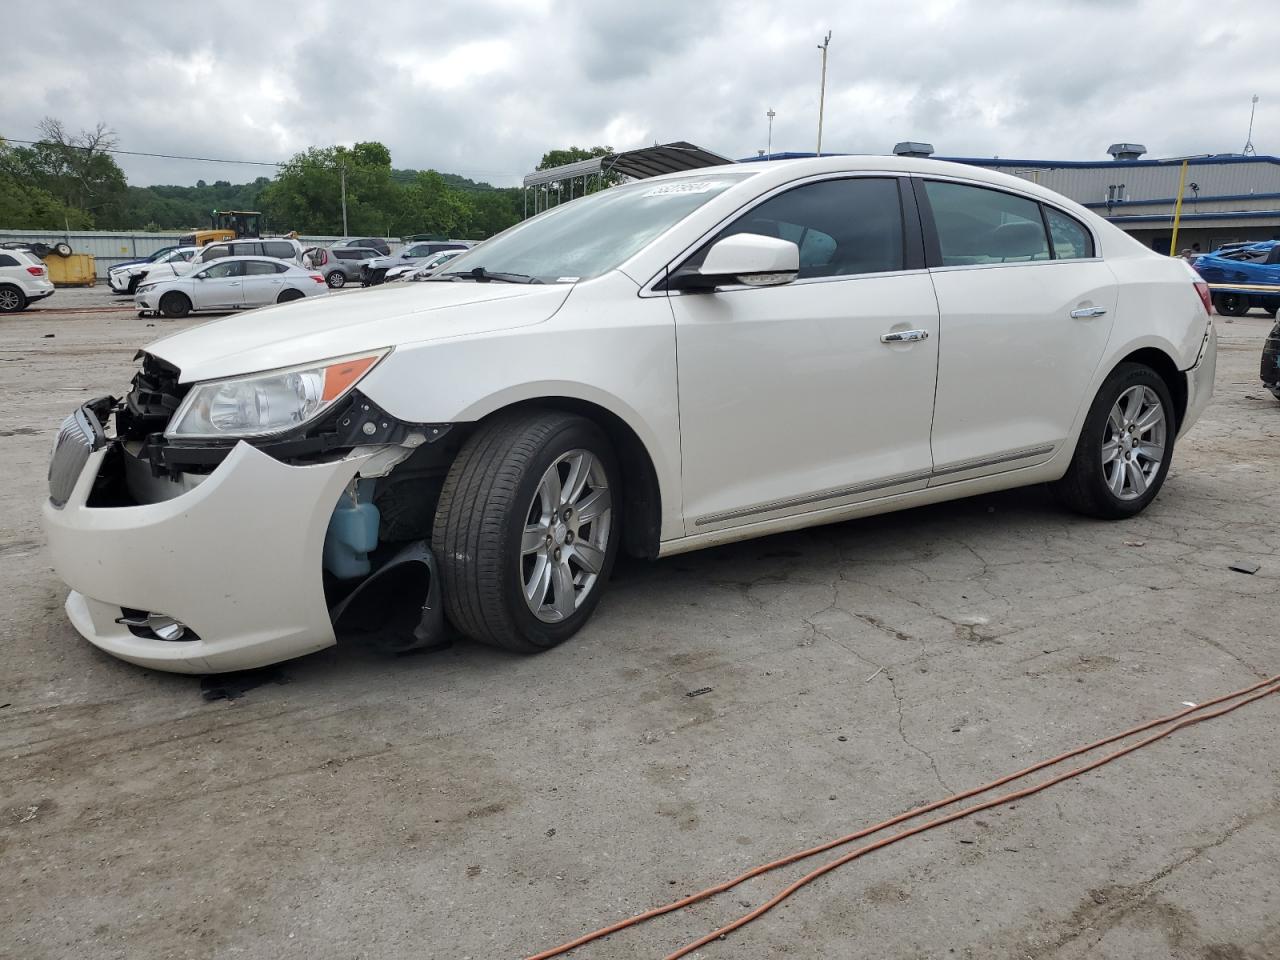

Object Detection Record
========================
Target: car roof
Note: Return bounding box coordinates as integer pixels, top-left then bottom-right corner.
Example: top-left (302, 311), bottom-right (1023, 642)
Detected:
top-left (198, 255), bottom-right (301, 266)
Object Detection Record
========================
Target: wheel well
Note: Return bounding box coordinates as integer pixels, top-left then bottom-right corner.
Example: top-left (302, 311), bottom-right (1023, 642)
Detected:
top-left (1118, 348), bottom-right (1186, 429)
top-left (473, 398), bottom-right (663, 559)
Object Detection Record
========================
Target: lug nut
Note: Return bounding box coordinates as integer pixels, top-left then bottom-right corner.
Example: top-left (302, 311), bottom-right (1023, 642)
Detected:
top-left (565, 532), bottom-right (574, 544)
top-left (554, 548), bottom-right (562, 561)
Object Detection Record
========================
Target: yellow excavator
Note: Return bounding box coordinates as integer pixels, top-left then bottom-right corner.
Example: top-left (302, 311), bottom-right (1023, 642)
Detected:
top-left (180, 210), bottom-right (267, 248)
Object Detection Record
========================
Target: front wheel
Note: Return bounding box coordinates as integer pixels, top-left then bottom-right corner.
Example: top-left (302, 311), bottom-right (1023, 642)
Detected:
top-left (432, 410), bottom-right (619, 653)
top-left (158, 291), bottom-right (191, 319)
top-left (1054, 363), bottom-right (1175, 519)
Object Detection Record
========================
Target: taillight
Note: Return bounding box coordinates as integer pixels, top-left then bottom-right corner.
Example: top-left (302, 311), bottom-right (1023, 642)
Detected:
top-left (310, 273), bottom-right (325, 284)
top-left (1194, 280), bottom-right (1212, 315)
top-left (26, 266), bottom-right (45, 276)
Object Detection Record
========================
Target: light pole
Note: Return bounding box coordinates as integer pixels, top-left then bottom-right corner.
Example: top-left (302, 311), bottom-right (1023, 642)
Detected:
top-left (766, 108), bottom-right (776, 160)
top-left (1243, 94), bottom-right (1259, 156)
top-left (816, 31), bottom-right (832, 156)
top-left (339, 163), bottom-right (349, 236)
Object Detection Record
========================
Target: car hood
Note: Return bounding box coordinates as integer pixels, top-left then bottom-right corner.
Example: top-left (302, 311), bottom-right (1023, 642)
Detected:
top-left (145, 281), bottom-right (574, 383)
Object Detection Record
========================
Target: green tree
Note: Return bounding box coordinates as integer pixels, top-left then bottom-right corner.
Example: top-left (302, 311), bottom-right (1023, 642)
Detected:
top-left (6, 118), bottom-right (129, 226)
top-left (0, 136), bottom-right (94, 229)
top-left (261, 141), bottom-right (401, 235)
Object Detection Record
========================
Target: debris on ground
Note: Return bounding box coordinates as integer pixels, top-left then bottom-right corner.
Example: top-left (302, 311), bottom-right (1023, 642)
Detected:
top-left (685, 686), bottom-right (713, 698)
top-left (1228, 561), bottom-right (1261, 575)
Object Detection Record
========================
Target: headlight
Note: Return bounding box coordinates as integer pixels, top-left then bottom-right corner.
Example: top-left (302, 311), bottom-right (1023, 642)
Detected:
top-left (165, 350), bottom-right (389, 439)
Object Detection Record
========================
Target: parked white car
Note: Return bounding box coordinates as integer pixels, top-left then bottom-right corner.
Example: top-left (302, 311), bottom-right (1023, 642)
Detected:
top-left (109, 246), bottom-right (199, 294)
top-left (135, 256), bottom-right (327, 317)
top-left (0, 247), bottom-right (55, 312)
top-left (43, 156), bottom-right (1216, 673)
top-left (141, 237), bottom-right (305, 285)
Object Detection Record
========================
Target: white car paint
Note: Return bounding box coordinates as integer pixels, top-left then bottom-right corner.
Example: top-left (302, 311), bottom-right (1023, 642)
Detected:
top-left (108, 247), bottom-right (198, 293)
top-left (42, 155), bottom-right (1216, 672)
top-left (135, 256), bottom-right (327, 315)
top-left (0, 247), bottom-right (54, 311)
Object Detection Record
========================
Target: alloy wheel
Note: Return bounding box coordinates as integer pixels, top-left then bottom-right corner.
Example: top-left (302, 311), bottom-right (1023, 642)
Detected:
top-left (1102, 385), bottom-right (1166, 500)
top-left (520, 449), bottom-right (613, 623)
top-left (0, 288), bottom-right (21, 311)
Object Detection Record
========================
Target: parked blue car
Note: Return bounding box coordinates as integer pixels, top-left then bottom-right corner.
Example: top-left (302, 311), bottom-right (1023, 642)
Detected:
top-left (1191, 241), bottom-right (1280, 317)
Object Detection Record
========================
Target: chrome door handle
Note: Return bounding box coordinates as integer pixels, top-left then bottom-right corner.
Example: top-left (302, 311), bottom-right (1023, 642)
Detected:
top-left (229, 281), bottom-right (241, 286)
top-left (1070, 306), bottom-right (1108, 319)
top-left (880, 329), bottom-right (930, 343)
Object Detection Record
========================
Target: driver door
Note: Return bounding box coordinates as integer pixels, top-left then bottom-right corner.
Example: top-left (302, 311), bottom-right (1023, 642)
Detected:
top-left (670, 176), bottom-right (940, 533)
top-left (192, 260), bottom-right (246, 310)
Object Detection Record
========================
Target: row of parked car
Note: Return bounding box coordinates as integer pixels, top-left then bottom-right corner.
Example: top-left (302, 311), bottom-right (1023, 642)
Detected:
top-left (108, 236), bottom-right (473, 318)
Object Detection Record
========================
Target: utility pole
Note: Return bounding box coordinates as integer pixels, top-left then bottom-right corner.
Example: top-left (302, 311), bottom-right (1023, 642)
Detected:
top-left (1243, 94), bottom-right (1259, 156)
top-left (766, 108), bottom-right (776, 159)
top-left (816, 31), bottom-right (832, 156)
top-left (340, 163), bottom-right (349, 236)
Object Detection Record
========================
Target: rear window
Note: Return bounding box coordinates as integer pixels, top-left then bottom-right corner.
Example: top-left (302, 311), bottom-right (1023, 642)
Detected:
top-left (245, 260), bottom-right (288, 275)
top-left (924, 181), bottom-right (1051, 266)
top-left (230, 242), bottom-right (263, 256)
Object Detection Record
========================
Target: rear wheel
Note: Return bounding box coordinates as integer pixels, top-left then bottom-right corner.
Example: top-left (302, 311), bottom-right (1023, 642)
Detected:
top-left (432, 410), bottom-right (619, 653)
top-left (325, 271), bottom-right (345, 288)
top-left (1213, 292), bottom-right (1250, 317)
top-left (276, 288), bottom-right (305, 304)
top-left (158, 291), bottom-right (191, 319)
top-left (0, 285), bottom-right (27, 313)
top-left (1054, 363), bottom-right (1174, 519)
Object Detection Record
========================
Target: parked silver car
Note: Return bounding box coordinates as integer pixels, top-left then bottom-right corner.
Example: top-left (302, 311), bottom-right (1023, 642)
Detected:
top-left (313, 246), bottom-right (382, 288)
top-left (361, 241), bottom-right (470, 285)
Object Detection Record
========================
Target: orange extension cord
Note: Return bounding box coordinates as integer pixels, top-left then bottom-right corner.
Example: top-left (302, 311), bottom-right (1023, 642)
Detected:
top-left (525, 673), bottom-right (1280, 960)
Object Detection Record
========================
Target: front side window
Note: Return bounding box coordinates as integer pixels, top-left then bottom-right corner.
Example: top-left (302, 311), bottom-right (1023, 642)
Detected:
top-left (708, 177), bottom-right (904, 278)
top-left (441, 172), bottom-right (755, 283)
top-left (1045, 208), bottom-right (1094, 259)
top-left (201, 260), bottom-right (245, 279)
top-left (925, 181), bottom-right (1051, 266)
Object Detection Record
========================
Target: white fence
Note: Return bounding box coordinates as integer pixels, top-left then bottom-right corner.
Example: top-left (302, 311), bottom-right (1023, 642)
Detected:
top-left (0, 229), bottom-right (396, 279)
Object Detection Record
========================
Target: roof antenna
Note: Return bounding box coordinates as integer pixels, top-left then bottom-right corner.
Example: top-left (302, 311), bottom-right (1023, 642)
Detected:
top-left (1243, 94), bottom-right (1259, 156)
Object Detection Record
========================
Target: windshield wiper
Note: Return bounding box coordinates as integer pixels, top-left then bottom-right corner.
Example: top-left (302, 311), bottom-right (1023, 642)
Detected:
top-left (429, 266), bottom-right (543, 284)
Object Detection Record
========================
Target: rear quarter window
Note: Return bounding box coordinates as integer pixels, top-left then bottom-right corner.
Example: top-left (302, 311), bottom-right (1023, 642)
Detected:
top-left (0, 254), bottom-right (19, 267)
top-left (262, 241), bottom-right (296, 259)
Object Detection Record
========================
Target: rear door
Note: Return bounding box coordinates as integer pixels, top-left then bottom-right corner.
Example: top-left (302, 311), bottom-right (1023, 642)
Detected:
top-left (918, 178), bottom-right (1117, 480)
top-left (241, 260), bottom-right (289, 305)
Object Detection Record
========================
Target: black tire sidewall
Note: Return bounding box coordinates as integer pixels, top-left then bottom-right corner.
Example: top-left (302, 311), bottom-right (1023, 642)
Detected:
top-left (159, 292), bottom-right (190, 318)
top-left (1076, 365), bottom-right (1176, 518)
top-left (500, 420), bottom-right (621, 649)
top-left (277, 289), bottom-right (304, 303)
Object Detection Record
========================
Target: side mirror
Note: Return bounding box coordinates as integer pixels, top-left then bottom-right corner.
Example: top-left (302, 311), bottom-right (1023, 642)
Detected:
top-left (670, 234), bottom-right (800, 292)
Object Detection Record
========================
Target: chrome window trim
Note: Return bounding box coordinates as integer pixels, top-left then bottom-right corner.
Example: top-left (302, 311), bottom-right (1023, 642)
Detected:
top-left (693, 442), bottom-right (1057, 527)
top-left (639, 170), bottom-right (915, 298)
top-left (926, 257), bottom-right (1104, 275)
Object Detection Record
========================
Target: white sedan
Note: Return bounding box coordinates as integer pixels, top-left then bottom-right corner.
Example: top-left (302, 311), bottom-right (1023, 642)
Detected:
top-left (44, 155), bottom-right (1215, 673)
top-left (134, 256), bottom-right (327, 317)
top-left (384, 249), bottom-right (464, 282)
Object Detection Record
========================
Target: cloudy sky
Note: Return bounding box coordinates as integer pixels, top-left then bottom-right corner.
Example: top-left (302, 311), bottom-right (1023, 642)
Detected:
top-left (3, 0), bottom-right (1276, 187)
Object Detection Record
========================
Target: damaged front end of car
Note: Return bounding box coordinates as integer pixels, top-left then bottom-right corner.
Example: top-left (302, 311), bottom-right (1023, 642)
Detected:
top-left (44, 351), bottom-right (463, 672)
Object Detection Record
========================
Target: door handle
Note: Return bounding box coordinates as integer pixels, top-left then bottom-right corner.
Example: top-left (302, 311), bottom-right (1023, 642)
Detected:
top-left (880, 329), bottom-right (930, 343)
top-left (1070, 306), bottom-right (1107, 319)
top-left (229, 281), bottom-right (241, 286)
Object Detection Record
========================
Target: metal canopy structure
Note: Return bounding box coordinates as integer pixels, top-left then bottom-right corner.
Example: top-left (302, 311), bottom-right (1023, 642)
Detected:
top-left (521, 141), bottom-right (733, 217)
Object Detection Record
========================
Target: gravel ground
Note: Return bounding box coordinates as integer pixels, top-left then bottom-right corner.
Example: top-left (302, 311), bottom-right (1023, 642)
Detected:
top-left (1, 284), bottom-right (1277, 960)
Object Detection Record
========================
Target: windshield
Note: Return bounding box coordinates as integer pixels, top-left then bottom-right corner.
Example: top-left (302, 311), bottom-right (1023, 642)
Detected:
top-left (441, 172), bottom-right (752, 283)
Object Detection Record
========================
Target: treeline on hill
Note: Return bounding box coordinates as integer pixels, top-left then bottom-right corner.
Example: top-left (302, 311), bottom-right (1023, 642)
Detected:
top-left (0, 119), bottom-right (613, 240)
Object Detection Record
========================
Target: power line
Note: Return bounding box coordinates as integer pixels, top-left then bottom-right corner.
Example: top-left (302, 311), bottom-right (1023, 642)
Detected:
top-left (3, 138), bottom-right (283, 167)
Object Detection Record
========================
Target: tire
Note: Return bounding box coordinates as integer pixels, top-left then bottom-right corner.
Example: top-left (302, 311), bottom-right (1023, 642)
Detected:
top-left (1264, 304), bottom-right (1279, 319)
top-left (1054, 363), bottom-right (1176, 520)
top-left (1213, 292), bottom-right (1250, 317)
top-left (0, 285), bottom-right (27, 313)
top-left (30, 242), bottom-right (50, 258)
top-left (276, 288), bottom-right (305, 304)
top-left (326, 271), bottom-right (346, 288)
top-left (432, 410), bottom-right (620, 653)
top-left (158, 291), bottom-right (191, 319)
top-left (53, 242), bottom-right (72, 258)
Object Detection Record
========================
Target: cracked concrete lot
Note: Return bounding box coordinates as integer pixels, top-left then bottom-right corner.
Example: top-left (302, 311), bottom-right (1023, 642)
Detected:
top-left (2, 288), bottom-right (1278, 960)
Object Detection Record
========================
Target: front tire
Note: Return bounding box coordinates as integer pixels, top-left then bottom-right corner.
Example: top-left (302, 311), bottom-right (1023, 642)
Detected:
top-left (325, 271), bottom-right (346, 289)
top-left (432, 410), bottom-right (619, 653)
top-left (158, 291), bottom-right (191, 319)
top-left (1054, 363), bottom-right (1175, 519)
